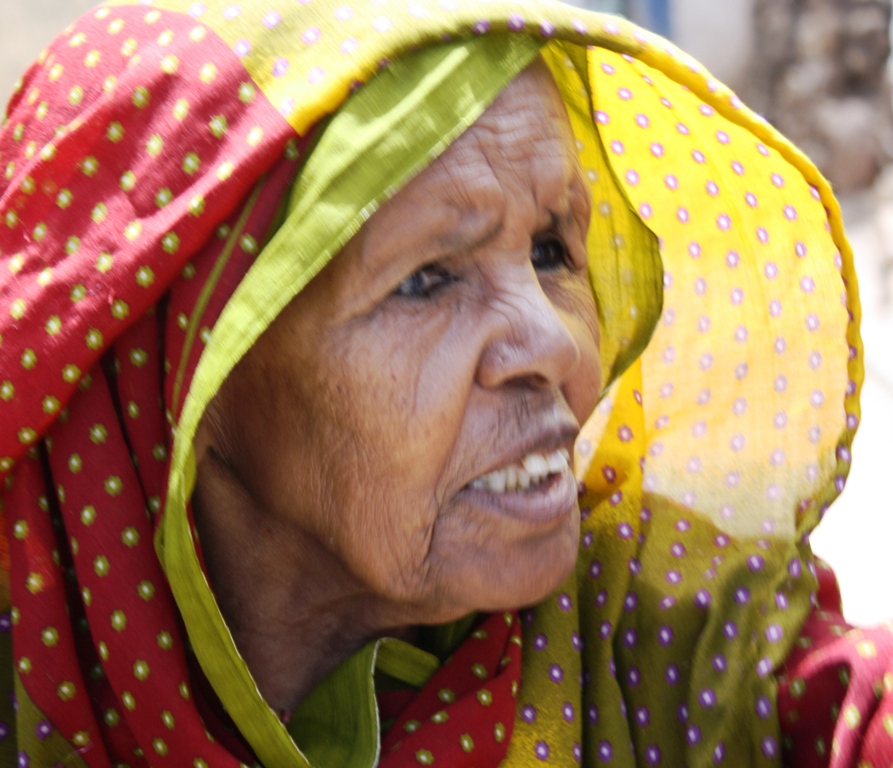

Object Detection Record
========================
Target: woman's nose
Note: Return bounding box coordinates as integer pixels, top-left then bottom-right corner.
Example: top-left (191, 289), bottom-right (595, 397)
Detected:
top-left (475, 268), bottom-right (582, 391)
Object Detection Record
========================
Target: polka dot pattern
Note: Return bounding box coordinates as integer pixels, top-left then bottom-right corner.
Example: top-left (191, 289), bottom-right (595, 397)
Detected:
top-left (0, 2), bottom-right (864, 768)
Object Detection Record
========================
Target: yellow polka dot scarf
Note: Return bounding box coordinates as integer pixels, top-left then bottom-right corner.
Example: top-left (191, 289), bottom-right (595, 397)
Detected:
top-left (0, 0), bottom-right (860, 766)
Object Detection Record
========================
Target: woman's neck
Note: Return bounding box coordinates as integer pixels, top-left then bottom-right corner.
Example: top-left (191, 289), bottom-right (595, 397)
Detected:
top-left (191, 448), bottom-right (415, 712)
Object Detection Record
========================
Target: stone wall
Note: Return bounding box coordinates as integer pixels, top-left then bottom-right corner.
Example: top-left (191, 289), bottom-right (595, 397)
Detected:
top-left (744, 0), bottom-right (893, 191)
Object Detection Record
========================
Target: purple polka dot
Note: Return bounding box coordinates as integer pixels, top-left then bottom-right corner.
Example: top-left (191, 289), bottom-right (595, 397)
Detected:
top-left (573, 742), bottom-right (582, 762)
top-left (723, 621), bottom-right (738, 639)
top-left (677, 122), bottom-right (690, 135)
top-left (645, 745), bottom-right (661, 765)
top-left (772, 173), bottom-right (785, 188)
top-left (698, 688), bottom-right (717, 708)
top-left (522, 704), bottom-right (537, 723)
top-left (624, 592), bottom-right (639, 611)
top-left (666, 663), bottom-right (680, 684)
top-left (756, 657), bottom-right (773, 677)
top-left (572, 632), bottom-right (583, 651)
top-left (588, 704), bottom-right (599, 724)
top-left (563, 702), bottom-right (575, 722)
top-left (0, 614), bottom-right (10, 633)
top-left (756, 695), bottom-right (772, 719)
top-left (761, 737), bottom-right (778, 758)
top-left (713, 742), bottom-right (726, 764)
top-left (732, 161), bottom-right (744, 175)
top-left (36, 720), bottom-right (51, 740)
top-left (658, 625), bottom-right (674, 646)
top-left (535, 741), bottom-right (550, 760)
top-left (692, 150), bottom-right (706, 164)
top-left (598, 741), bottom-right (613, 761)
top-left (233, 38), bottom-right (251, 56)
top-left (18, 753), bottom-right (29, 768)
top-left (651, 143), bottom-right (665, 157)
top-left (726, 250), bottom-right (740, 268)
top-left (549, 664), bottom-right (564, 683)
top-left (558, 593), bottom-right (572, 611)
top-left (686, 725), bottom-right (701, 745)
top-left (507, 13), bottom-right (525, 30)
top-left (0, 723), bottom-right (8, 741)
top-left (713, 654), bottom-right (727, 673)
top-left (533, 633), bottom-right (548, 651)
top-left (695, 589), bottom-right (712, 608)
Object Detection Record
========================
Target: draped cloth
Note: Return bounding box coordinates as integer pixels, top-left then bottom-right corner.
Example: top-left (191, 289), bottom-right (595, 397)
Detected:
top-left (0, 0), bottom-right (868, 767)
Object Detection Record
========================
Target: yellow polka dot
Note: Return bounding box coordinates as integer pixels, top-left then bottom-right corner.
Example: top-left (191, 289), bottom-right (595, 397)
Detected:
top-left (94, 7), bottom-right (110, 18)
top-left (179, 681), bottom-right (190, 699)
top-left (477, 689), bottom-right (492, 706)
top-left (20, 349), bottom-right (36, 370)
top-left (84, 50), bottom-right (101, 67)
top-left (162, 232), bottom-right (180, 254)
top-left (216, 161), bottom-right (234, 181)
top-left (10, 299), bottom-right (26, 319)
top-left (157, 631), bottom-right (173, 649)
top-left (111, 300), bottom-right (129, 320)
top-left (0, 381), bottom-right (14, 401)
top-left (69, 283), bottom-right (86, 302)
top-left (68, 454), bottom-right (82, 473)
top-left (190, 25), bottom-right (207, 42)
top-left (108, 18), bottom-right (125, 34)
top-left (81, 586), bottom-right (91, 606)
top-left (199, 63), bottom-right (217, 83)
top-left (127, 400), bottom-right (140, 419)
top-left (246, 126), bottom-right (263, 147)
top-left (18, 657), bottom-right (32, 674)
top-left (62, 364), bottom-right (81, 383)
top-left (98, 641), bottom-right (109, 660)
top-left (121, 38), bottom-right (138, 57)
top-left (104, 476), bottom-right (123, 496)
top-left (431, 710), bottom-right (448, 724)
top-left (12, 520), bottom-right (28, 539)
top-left (104, 708), bottom-right (120, 726)
top-left (209, 115), bottom-right (228, 138)
top-left (415, 750), bottom-right (433, 765)
top-left (137, 580), bottom-right (155, 600)
top-left (124, 220), bottom-right (142, 241)
top-left (8, 253), bottom-right (24, 273)
top-left (173, 98), bottom-right (189, 121)
top-left (42, 395), bottom-right (60, 414)
top-left (41, 626), bottom-right (59, 646)
top-left (68, 86), bottom-right (84, 106)
top-left (194, 760), bottom-right (208, 768)
top-left (404, 719), bottom-right (420, 733)
top-left (107, 121), bottom-right (124, 142)
top-left (133, 660), bottom-right (150, 680)
top-left (5, 210), bottom-right (20, 228)
top-left (49, 64), bottom-right (64, 81)
top-left (471, 663), bottom-right (487, 679)
top-left (129, 349), bottom-right (147, 368)
top-left (147, 134), bottom-right (163, 156)
top-left (45, 315), bottom-right (62, 335)
top-left (17, 427), bottom-right (36, 445)
top-left (121, 526), bottom-right (140, 547)
top-left (119, 170), bottom-right (136, 192)
top-left (160, 54), bottom-right (179, 74)
top-left (20, 176), bottom-right (36, 194)
top-left (111, 610), bottom-right (127, 631)
top-left (57, 681), bottom-right (76, 701)
top-left (92, 203), bottom-right (108, 224)
top-left (72, 731), bottom-right (89, 747)
top-left (459, 734), bottom-right (474, 753)
top-left (153, 737), bottom-right (168, 755)
top-left (94, 555), bottom-right (110, 577)
top-left (843, 703), bottom-right (861, 728)
top-left (239, 82), bottom-right (256, 103)
top-left (857, 641), bottom-right (877, 658)
top-left (37, 267), bottom-right (53, 286)
top-left (122, 691), bottom-right (136, 710)
top-left (182, 152), bottom-right (201, 174)
top-left (494, 722), bottom-right (505, 742)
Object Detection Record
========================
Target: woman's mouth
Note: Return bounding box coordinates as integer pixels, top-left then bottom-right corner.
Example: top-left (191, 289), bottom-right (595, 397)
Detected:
top-left (468, 449), bottom-right (571, 493)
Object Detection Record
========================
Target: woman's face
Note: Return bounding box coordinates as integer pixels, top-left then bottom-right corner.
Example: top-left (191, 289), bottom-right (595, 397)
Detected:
top-left (206, 60), bottom-right (601, 624)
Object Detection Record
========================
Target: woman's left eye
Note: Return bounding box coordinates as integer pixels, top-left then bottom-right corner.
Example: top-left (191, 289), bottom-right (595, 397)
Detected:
top-left (531, 235), bottom-right (571, 272)
top-left (393, 264), bottom-right (456, 299)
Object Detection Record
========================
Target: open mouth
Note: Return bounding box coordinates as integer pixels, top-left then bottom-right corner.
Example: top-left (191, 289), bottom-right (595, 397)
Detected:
top-left (468, 449), bottom-right (571, 493)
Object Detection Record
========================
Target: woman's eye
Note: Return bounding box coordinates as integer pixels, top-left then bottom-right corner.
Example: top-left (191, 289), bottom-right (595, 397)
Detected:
top-left (394, 264), bottom-right (455, 299)
top-left (531, 236), bottom-right (571, 272)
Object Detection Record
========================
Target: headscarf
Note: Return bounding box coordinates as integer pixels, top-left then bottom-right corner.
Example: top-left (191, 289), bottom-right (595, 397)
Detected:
top-left (0, 1), bottom-right (861, 767)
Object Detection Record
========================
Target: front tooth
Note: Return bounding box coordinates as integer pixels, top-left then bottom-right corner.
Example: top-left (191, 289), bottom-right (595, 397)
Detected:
top-left (522, 454), bottom-right (549, 476)
top-left (518, 469), bottom-right (531, 490)
top-left (506, 466), bottom-right (519, 492)
top-left (546, 450), bottom-right (568, 473)
top-left (471, 478), bottom-right (487, 490)
top-left (487, 470), bottom-right (507, 493)
top-left (559, 448), bottom-right (570, 462)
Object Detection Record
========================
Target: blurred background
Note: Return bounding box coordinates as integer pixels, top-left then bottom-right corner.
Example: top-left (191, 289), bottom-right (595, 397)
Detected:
top-left (2, 0), bottom-right (892, 624)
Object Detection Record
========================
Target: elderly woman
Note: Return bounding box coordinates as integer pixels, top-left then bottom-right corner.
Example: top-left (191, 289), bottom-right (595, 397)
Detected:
top-left (1, 1), bottom-right (891, 766)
